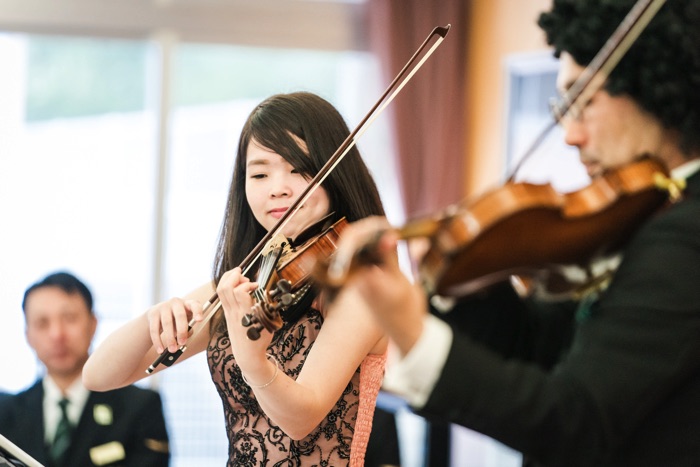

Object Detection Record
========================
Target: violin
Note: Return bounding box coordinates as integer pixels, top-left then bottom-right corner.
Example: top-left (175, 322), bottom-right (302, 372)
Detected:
top-left (242, 216), bottom-right (348, 339)
top-left (418, 157), bottom-right (675, 297)
top-left (316, 157), bottom-right (675, 299)
top-left (370, 158), bottom-right (675, 297)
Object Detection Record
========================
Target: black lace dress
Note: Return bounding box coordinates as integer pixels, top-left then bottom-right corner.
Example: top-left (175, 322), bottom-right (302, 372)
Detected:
top-left (207, 308), bottom-right (380, 466)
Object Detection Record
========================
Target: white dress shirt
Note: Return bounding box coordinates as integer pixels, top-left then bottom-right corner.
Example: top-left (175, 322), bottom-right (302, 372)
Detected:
top-left (42, 376), bottom-right (90, 444)
top-left (383, 313), bottom-right (453, 408)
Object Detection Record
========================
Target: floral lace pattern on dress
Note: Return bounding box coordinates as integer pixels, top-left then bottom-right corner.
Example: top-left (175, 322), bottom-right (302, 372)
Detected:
top-left (207, 308), bottom-right (364, 466)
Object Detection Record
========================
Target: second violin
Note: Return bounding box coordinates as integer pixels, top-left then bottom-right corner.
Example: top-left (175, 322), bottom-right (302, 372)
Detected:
top-left (320, 157), bottom-right (676, 300)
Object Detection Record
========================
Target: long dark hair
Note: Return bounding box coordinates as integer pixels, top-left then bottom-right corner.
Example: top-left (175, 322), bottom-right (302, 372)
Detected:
top-left (211, 92), bottom-right (385, 329)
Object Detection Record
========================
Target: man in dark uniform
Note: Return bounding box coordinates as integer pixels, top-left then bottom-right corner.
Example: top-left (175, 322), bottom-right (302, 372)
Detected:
top-left (0, 271), bottom-right (170, 466)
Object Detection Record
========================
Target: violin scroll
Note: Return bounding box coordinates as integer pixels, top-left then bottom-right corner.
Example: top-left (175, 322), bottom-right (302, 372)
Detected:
top-left (243, 279), bottom-right (293, 340)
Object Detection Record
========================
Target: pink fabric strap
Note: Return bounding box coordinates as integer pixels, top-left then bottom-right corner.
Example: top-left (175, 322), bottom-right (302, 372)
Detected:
top-left (349, 352), bottom-right (387, 466)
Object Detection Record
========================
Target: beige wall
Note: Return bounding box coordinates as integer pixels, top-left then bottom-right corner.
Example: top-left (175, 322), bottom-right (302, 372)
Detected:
top-left (463, 0), bottom-right (552, 197)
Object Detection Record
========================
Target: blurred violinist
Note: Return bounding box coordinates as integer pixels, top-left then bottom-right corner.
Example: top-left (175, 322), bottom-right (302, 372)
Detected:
top-left (326, 1), bottom-right (700, 466)
top-left (83, 92), bottom-right (390, 466)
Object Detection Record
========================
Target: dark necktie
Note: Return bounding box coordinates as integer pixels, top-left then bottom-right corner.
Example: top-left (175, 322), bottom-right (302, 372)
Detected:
top-left (49, 398), bottom-right (73, 465)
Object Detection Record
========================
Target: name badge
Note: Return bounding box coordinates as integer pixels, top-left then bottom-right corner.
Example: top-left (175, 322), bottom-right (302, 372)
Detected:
top-left (89, 441), bottom-right (125, 465)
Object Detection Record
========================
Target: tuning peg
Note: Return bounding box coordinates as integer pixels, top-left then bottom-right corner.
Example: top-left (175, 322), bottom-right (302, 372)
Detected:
top-left (247, 325), bottom-right (262, 340)
top-left (279, 293), bottom-right (293, 306)
top-left (241, 313), bottom-right (255, 327)
top-left (277, 279), bottom-right (292, 293)
top-left (270, 279), bottom-right (295, 307)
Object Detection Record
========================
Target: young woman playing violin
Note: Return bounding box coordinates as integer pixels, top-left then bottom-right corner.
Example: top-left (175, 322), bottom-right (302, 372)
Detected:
top-left (83, 92), bottom-right (389, 466)
top-left (325, 1), bottom-right (700, 466)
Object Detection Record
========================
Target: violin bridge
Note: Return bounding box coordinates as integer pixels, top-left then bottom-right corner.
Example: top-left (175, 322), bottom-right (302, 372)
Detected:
top-left (262, 232), bottom-right (291, 255)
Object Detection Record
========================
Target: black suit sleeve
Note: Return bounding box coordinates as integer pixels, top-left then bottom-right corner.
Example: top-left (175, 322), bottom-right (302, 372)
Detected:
top-left (123, 388), bottom-right (170, 467)
top-left (435, 281), bottom-right (577, 369)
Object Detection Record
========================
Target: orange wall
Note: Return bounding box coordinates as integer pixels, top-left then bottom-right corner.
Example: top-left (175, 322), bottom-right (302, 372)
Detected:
top-left (463, 0), bottom-right (552, 197)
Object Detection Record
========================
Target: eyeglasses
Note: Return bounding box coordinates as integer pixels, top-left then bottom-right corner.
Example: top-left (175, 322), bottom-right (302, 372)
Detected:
top-left (548, 95), bottom-right (591, 124)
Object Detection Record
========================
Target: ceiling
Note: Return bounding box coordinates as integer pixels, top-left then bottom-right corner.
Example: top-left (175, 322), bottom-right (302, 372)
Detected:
top-left (0, 0), bottom-right (368, 50)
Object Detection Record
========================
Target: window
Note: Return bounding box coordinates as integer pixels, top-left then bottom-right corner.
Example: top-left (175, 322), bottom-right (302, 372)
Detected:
top-left (504, 51), bottom-right (589, 192)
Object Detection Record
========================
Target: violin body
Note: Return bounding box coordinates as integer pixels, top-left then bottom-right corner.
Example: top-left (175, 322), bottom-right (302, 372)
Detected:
top-left (277, 217), bottom-right (348, 289)
top-left (417, 157), bottom-right (670, 297)
top-left (244, 217), bottom-right (349, 339)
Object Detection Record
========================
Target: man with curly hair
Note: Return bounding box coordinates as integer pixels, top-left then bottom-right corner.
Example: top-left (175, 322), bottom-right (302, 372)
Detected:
top-left (328, 0), bottom-right (700, 466)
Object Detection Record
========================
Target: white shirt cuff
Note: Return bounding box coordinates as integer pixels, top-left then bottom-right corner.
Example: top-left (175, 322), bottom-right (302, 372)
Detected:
top-left (383, 314), bottom-right (453, 408)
